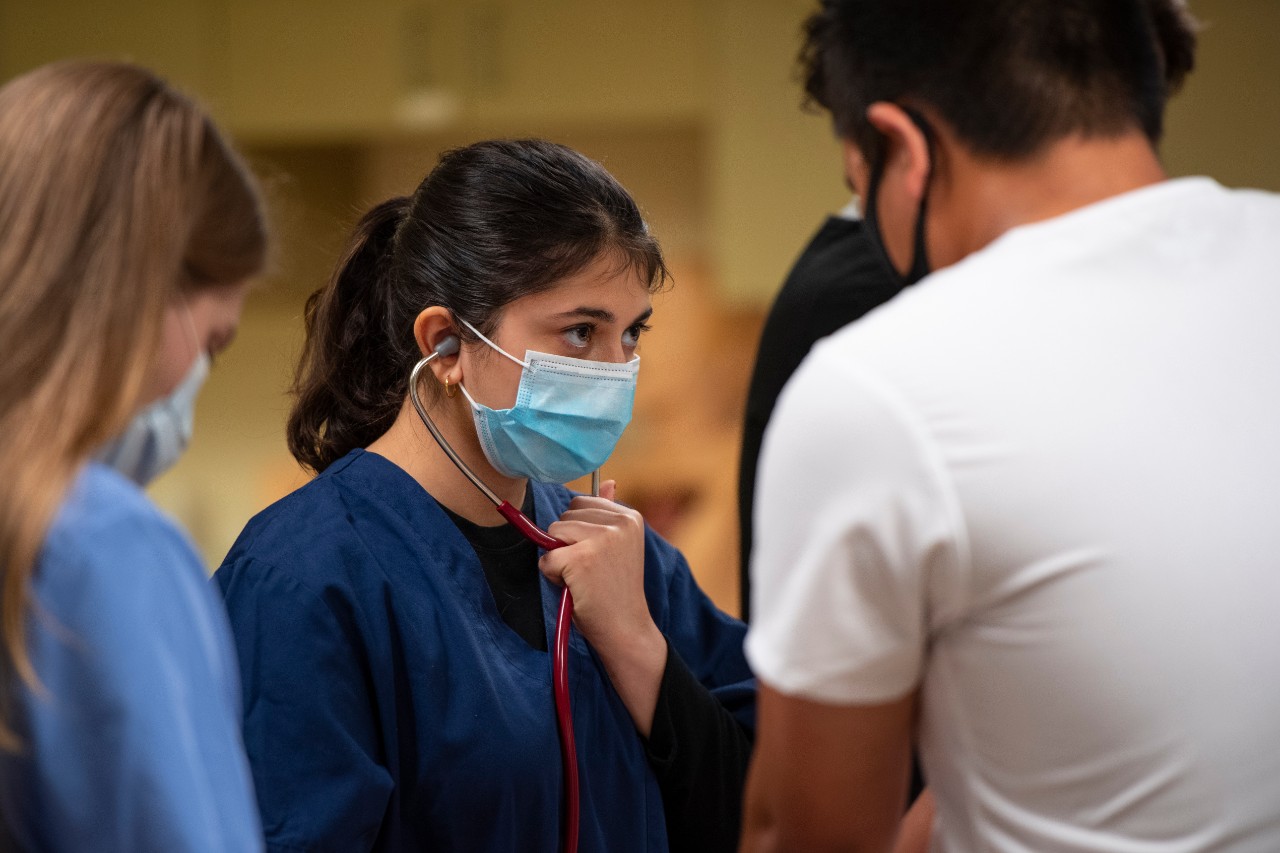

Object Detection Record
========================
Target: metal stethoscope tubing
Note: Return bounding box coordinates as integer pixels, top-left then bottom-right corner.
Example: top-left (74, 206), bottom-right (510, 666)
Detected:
top-left (409, 343), bottom-right (581, 853)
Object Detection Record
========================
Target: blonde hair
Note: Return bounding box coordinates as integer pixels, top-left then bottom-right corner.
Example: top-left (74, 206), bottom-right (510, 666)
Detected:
top-left (0, 60), bottom-right (268, 748)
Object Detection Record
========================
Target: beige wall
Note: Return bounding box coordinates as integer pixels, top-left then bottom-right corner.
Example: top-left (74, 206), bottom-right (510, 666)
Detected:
top-left (1164, 0), bottom-right (1280, 190)
top-left (2, 0), bottom-right (1274, 296)
top-left (0, 0), bottom-right (849, 305)
top-left (5, 1), bottom-right (1279, 613)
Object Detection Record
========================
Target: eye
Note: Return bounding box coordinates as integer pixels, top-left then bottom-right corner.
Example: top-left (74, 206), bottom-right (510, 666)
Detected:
top-left (622, 322), bottom-right (652, 348)
top-left (562, 324), bottom-right (593, 349)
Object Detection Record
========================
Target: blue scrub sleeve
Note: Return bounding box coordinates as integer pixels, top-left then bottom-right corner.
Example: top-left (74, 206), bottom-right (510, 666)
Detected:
top-left (216, 556), bottom-right (394, 853)
top-left (3, 491), bottom-right (263, 852)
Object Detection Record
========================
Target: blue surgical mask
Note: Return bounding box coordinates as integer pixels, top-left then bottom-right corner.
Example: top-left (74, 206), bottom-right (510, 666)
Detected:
top-left (98, 303), bottom-right (211, 486)
top-left (457, 319), bottom-right (639, 484)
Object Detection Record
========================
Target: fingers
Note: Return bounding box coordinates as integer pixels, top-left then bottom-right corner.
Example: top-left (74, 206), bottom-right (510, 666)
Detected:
top-left (563, 494), bottom-right (642, 522)
top-left (552, 507), bottom-right (633, 528)
top-left (546, 514), bottom-right (644, 555)
top-left (566, 494), bottom-right (622, 511)
top-left (539, 547), bottom-right (569, 586)
top-left (545, 518), bottom-right (615, 548)
top-left (538, 522), bottom-right (606, 585)
top-left (539, 480), bottom-right (642, 593)
top-left (537, 532), bottom-right (605, 586)
top-left (538, 514), bottom-right (641, 585)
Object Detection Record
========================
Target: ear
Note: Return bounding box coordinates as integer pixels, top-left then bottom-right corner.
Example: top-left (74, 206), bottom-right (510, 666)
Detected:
top-left (865, 102), bottom-right (932, 200)
top-left (413, 306), bottom-right (461, 384)
top-left (840, 139), bottom-right (872, 205)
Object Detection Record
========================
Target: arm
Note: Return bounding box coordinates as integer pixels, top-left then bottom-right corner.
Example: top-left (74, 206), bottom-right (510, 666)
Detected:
top-left (19, 509), bottom-right (262, 852)
top-left (743, 353), bottom-right (965, 853)
top-left (217, 556), bottom-right (393, 852)
top-left (895, 788), bottom-right (937, 853)
top-left (644, 644), bottom-right (753, 853)
top-left (741, 684), bottom-right (916, 853)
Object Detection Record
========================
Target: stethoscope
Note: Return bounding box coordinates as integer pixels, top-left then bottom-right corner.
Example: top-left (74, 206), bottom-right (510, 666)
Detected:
top-left (410, 336), bottom-right (582, 853)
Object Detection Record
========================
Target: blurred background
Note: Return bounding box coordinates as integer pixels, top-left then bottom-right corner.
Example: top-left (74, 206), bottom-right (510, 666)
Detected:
top-left (3, 0), bottom-right (1277, 616)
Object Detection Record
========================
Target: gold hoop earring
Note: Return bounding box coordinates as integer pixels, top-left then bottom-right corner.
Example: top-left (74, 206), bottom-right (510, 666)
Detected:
top-left (443, 376), bottom-right (458, 398)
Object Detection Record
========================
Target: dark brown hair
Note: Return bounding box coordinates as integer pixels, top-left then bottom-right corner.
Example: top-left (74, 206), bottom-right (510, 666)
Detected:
top-left (801, 0), bottom-right (1198, 162)
top-left (0, 60), bottom-right (268, 748)
top-left (288, 138), bottom-right (668, 474)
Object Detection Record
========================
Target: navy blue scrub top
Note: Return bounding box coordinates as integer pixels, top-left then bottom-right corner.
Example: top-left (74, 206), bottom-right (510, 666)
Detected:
top-left (216, 449), bottom-right (755, 852)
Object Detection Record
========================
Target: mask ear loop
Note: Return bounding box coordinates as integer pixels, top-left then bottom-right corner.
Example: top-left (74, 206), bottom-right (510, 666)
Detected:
top-left (902, 107), bottom-right (935, 285)
top-left (180, 298), bottom-right (204, 367)
top-left (455, 318), bottom-right (529, 410)
top-left (458, 318), bottom-right (528, 369)
top-left (861, 105), bottom-right (935, 287)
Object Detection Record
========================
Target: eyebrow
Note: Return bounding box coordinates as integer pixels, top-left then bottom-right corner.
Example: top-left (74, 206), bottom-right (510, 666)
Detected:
top-left (553, 306), bottom-right (653, 325)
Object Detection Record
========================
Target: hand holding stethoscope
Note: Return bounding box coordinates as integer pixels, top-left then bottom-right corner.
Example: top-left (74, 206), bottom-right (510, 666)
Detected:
top-left (540, 482), bottom-right (667, 739)
top-left (539, 481), bottom-right (651, 659)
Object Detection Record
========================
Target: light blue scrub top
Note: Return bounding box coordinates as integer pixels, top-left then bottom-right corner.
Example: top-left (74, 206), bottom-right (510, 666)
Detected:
top-left (0, 462), bottom-right (263, 852)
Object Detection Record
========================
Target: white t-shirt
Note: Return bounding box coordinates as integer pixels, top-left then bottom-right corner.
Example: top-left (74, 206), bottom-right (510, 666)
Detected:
top-left (747, 178), bottom-right (1280, 852)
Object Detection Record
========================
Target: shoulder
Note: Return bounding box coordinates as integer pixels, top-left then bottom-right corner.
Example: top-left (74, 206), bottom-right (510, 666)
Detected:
top-left (765, 342), bottom-right (949, 503)
top-left (761, 338), bottom-right (971, 601)
top-left (1214, 182), bottom-right (1280, 232)
top-left (29, 467), bottom-right (258, 851)
top-left (225, 458), bottom-right (351, 552)
top-left (41, 463), bottom-right (206, 604)
top-left (216, 450), bottom-right (452, 620)
top-left (33, 464), bottom-right (240, 707)
top-left (49, 462), bottom-right (190, 554)
top-left (219, 450), bottom-right (381, 581)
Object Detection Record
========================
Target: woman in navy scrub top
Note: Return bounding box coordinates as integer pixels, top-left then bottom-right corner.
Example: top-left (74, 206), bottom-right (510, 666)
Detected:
top-left (216, 139), bottom-right (754, 853)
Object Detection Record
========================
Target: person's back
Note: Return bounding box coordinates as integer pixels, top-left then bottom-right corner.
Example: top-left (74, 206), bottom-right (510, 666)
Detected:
top-left (761, 176), bottom-right (1280, 849)
top-left (740, 1), bottom-right (1280, 850)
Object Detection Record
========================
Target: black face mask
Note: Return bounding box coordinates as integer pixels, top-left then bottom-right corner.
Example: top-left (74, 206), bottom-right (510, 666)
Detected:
top-left (860, 109), bottom-right (935, 288)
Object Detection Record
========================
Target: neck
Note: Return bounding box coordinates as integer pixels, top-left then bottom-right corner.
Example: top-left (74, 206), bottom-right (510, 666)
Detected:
top-left (932, 131), bottom-right (1168, 266)
top-left (367, 395), bottom-right (527, 526)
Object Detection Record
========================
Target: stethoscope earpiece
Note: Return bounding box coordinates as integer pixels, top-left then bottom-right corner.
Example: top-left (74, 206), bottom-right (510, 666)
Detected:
top-left (408, 329), bottom-right (581, 852)
top-left (429, 335), bottom-right (460, 361)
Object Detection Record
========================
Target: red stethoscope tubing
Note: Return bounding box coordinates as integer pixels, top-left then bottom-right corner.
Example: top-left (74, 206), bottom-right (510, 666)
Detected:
top-left (494, 501), bottom-right (580, 853)
top-left (410, 351), bottom-right (579, 853)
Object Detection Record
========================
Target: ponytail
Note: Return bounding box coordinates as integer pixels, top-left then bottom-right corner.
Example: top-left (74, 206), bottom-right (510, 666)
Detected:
top-left (287, 197), bottom-right (413, 473)
top-left (287, 140), bottom-right (668, 476)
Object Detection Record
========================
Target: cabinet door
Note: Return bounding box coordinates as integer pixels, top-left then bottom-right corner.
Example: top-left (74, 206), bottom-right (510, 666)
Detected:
top-left (221, 0), bottom-right (403, 140)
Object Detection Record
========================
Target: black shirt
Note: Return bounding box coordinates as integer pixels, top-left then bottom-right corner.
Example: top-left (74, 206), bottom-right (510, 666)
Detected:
top-left (441, 489), bottom-right (547, 650)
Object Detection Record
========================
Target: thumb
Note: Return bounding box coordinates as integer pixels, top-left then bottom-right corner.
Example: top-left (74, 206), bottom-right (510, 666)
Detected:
top-left (599, 479), bottom-right (617, 502)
